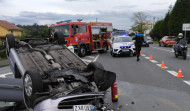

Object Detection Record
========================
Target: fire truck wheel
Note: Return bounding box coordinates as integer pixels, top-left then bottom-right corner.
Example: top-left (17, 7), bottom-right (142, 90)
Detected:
top-left (78, 45), bottom-right (87, 57)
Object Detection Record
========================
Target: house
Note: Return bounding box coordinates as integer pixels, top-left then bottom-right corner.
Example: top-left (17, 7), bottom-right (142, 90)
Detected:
top-left (0, 20), bottom-right (23, 44)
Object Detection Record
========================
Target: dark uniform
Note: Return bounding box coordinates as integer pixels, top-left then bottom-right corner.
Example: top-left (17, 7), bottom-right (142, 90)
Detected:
top-left (132, 32), bottom-right (144, 61)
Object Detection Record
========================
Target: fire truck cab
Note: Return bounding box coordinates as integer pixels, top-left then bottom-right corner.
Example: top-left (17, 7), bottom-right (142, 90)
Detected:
top-left (50, 20), bottom-right (113, 57)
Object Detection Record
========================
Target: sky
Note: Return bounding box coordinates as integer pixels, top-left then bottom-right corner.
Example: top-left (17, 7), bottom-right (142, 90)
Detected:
top-left (0, 0), bottom-right (176, 30)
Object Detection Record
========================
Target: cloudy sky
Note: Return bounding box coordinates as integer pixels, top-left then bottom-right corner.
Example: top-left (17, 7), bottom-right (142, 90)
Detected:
top-left (0, 0), bottom-right (176, 30)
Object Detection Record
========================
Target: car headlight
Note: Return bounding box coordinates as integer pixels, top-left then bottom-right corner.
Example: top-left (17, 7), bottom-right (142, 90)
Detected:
top-left (131, 45), bottom-right (135, 48)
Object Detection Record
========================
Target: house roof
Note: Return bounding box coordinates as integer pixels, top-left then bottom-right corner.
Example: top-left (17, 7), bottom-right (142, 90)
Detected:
top-left (0, 20), bottom-right (23, 31)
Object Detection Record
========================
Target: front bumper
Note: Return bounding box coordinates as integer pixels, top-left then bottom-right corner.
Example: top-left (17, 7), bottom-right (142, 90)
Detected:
top-left (113, 47), bottom-right (136, 55)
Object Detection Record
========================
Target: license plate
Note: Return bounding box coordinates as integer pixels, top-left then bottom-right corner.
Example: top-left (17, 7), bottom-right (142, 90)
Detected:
top-left (123, 49), bottom-right (129, 51)
top-left (73, 105), bottom-right (94, 111)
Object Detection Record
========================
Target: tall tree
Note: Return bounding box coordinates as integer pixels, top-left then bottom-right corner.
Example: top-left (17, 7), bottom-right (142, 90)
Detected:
top-left (131, 12), bottom-right (149, 33)
top-left (168, 0), bottom-right (190, 36)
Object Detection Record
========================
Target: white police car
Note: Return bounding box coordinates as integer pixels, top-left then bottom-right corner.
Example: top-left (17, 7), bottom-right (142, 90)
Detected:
top-left (110, 36), bottom-right (136, 57)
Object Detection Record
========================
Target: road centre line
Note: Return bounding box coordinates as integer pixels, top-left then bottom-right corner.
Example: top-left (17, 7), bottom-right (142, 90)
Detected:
top-left (0, 72), bottom-right (13, 78)
top-left (156, 64), bottom-right (168, 68)
top-left (150, 60), bottom-right (158, 63)
top-left (151, 46), bottom-right (173, 52)
top-left (183, 80), bottom-right (190, 86)
top-left (93, 54), bottom-right (100, 62)
top-left (145, 57), bottom-right (149, 59)
top-left (167, 70), bottom-right (178, 77)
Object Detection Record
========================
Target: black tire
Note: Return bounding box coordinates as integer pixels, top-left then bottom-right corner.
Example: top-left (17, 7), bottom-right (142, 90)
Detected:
top-left (147, 44), bottom-right (149, 47)
top-left (6, 34), bottom-right (15, 56)
top-left (102, 43), bottom-right (108, 53)
top-left (112, 53), bottom-right (116, 57)
top-left (78, 45), bottom-right (87, 57)
top-left (163, 43), bottom-right (166, 47)
top-left (183, 54), bottom-right (187, 60)
top-left (175, 51), bottom-right (178, 58)
top-left (159, 42), bottom-right (161, 46)
top-left (23, 70), bottom-right (43, 109)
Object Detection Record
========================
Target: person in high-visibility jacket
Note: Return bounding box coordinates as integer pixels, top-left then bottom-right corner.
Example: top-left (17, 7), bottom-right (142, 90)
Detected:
top-left (132, 30), bottom-right (144, 61)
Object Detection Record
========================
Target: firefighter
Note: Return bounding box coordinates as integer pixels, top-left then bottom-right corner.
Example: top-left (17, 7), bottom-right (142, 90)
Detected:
top-left (132, 30), bottom-right (144, 61)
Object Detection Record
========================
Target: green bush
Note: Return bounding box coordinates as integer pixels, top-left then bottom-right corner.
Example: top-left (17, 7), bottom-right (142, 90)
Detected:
top-left (0, 49), bottom-right (7, 58)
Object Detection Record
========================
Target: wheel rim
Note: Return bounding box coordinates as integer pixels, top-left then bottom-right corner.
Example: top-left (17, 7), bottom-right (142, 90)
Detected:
top-left (81, 47), bottom-right (86, 55)
top-left (24, 74), bottom-right (32, 97)
top-left (6, 37), bottom-right (9, 54)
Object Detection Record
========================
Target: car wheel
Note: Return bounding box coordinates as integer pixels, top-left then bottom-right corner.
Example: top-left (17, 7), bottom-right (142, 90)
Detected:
top-left (23, 70), bottom-right (43, 109)
top-left (6, 34), bottom-right (15, 56)
top-left (159, 42), bottom-right (161, 46)
top-left (147, 44), bottom-right (149, 47)
top-left (112, 53), bottom-right (116, 57)
top-left (78, 45), bottom-right (87, 57)
top-left (163, 43), bottom-right (166, 47)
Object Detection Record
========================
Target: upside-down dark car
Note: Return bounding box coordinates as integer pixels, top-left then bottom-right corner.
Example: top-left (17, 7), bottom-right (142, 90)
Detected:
top-left (4, 32), bottom-right (116, 111)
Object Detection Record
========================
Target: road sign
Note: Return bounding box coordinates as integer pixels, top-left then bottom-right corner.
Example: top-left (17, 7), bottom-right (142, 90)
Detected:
top-left (182, 23), bottom-right (190, 31)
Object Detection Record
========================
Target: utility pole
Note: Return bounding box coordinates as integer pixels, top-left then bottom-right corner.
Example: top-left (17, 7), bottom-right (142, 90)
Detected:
top-left (96, 18), bottom-right (97, 22)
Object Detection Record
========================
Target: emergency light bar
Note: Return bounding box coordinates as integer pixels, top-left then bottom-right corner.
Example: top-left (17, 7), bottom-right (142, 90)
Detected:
top-left (56, 20), bottom-right (72, 24)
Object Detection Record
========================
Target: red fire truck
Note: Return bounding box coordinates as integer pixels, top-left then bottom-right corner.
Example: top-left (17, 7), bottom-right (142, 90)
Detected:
top-left (50, 20), bottom-right (113, 57)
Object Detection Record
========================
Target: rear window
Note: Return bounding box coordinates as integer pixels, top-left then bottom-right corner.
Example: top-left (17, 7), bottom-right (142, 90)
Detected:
top-left (168, 37), bottom-right (176, 39)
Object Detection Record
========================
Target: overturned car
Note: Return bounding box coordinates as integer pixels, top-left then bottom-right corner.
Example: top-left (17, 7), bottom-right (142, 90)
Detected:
top-left (5, 33), bottom-right (116, 111)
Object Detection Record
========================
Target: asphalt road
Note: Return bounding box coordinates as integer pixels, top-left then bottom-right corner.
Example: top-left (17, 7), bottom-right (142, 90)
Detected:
top-left (97, 44), bottom-right (190, 111)
top-left (1, 45), bottom-right (190, 111)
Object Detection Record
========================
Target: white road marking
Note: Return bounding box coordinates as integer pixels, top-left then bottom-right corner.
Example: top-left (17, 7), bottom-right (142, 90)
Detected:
top-left (187, 55), bottom-right (190, 57)
top-left (87, 56), bottom-right (95, 59)
top-left (0, 72), bottom-right (13, 78)
top-left (150, 60), bottom-right (158, 63)
top-left (152, 46), bottom-right (173, 52)
top-left (141, 54), bottom-right (146, 57)
top-left (81, 59), bottom-right (92, 63)
top-left (145, 57), bottom-right (149, 59)
top-left (93, 54), bottom-right (100, 62)
top-left (183, 80), bottom-right (190, 86)
top-left (156, 64), bottom-right (168, 68)
top-left (167, 70), bottom-right (178, 76)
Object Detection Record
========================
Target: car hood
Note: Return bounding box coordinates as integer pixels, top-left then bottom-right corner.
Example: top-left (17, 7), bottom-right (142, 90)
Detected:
top-left (113, 42), bottom-right (134, 48)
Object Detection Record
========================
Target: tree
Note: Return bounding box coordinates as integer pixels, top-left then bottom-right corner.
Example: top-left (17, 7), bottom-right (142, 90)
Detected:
top-left (150, 20), bottom-right (164, 40)
top-left (168, 0), bottom-right (190, 37)
top-left (131, 12), bottom-right (149, 33)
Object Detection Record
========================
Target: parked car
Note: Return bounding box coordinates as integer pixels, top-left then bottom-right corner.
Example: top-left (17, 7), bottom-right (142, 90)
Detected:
top-left (4, 33), bottom-right (116, 110)
top-left (110, 36), bottom-right (136, 57)
top-left (159, 36), bottom-right (177, 47)
top-left (147, 37), bottom-right (153, 44)
top-left (142, 36), bottom-right (150, 47)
